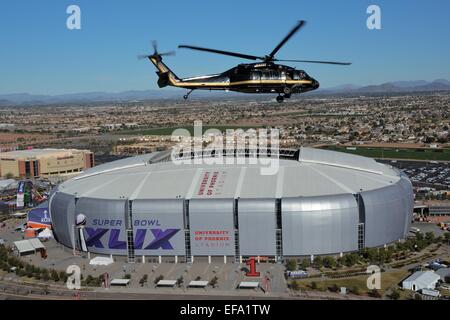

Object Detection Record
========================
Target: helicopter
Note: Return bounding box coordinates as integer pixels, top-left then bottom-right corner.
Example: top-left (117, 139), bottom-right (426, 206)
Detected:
top-left (140, 21), bottom-right (351, 103)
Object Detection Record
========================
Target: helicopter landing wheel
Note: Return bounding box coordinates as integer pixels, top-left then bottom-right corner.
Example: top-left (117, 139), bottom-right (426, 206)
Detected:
top-left (283, 86), bottom-right (292, 96)
top-left (276, 95), bottom-right (284, 103)
top-left (183, 89), bottom-right (194, 100)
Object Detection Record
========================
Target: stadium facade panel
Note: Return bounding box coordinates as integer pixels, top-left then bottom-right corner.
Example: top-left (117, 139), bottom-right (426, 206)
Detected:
top-left (282, 194), bottom-right (359, 256)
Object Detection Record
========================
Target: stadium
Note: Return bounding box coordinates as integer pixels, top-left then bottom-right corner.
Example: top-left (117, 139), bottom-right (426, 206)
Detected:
top-left (49, 147), bottom-right (414, 263)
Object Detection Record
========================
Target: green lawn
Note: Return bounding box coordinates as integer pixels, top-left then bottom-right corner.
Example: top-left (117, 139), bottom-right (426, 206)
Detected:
top-left (322, 146), bottom-right (450, 161)
top-left (119, 125), bottom-right (264, 136)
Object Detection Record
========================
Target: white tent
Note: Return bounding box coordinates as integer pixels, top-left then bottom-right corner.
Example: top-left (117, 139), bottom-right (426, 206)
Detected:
top-left (156, 280), bottom-right (177, 287)
top-left (37, 228), bottom-right (53, 239)
top-left (188, 280), bottom-right (208, 288)
top-left (110, 279), bottom-right (130, 286)
top-left (13, 238), bottom-right (45, 256)
top-left (239, 282), bottom-right (260, 289)
top-left (89, 256), bottom-right (114, 266)
top-left (402, 271), bottom-right (440, 291)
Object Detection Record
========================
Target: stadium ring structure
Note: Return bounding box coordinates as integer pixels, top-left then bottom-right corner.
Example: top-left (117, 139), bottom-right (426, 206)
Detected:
top-left (49, 147), bottom-right (413, 263)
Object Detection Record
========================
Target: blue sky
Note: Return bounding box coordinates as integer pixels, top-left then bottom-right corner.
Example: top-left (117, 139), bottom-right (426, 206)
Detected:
top-left (1, 0), bottom-right (449, 95)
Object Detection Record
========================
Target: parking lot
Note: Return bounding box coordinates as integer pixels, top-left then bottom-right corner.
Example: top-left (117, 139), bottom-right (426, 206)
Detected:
top-left (379, 160), bottom-right (450, 188)
top-left (411, 221), bottom-right (448, 237)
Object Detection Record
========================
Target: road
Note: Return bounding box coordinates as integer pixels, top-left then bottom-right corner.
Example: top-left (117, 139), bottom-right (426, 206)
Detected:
top-left (0, 278), bottom-right (376, 300)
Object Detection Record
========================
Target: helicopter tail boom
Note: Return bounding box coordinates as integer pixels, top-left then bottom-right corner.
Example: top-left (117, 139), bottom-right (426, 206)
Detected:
top-left (148, 56), bottom-right (180, 87)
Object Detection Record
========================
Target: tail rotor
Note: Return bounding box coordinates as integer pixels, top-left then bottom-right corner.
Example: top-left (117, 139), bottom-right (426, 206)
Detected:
top-left (138, 40), bottom-right (175, 60)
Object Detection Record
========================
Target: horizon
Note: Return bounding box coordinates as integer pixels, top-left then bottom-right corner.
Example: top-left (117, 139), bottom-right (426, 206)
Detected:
top-left (1, 0), bottom-right (450, 95)
top-left (1, 78), bottom-right (449, 98)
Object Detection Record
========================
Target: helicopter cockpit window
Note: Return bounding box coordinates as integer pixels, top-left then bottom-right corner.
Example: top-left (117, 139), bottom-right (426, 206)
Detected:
top-left (293, 71), bottom-right (308, 80)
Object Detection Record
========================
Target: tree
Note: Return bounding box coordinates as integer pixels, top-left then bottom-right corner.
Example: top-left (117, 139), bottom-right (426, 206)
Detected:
top-left (362, 248), bottom-right (378, 262)
top-left (313, 256), bottom-right (324, 269)
top-left (415, 232), bottom-right (424, 242)
top-left (139, 274), bottom-right (148, 287)
top-left (209, 276), bottom-right (218, 288)
top-left (299, 259), bottom-right (310, 270)
top-left (323, 256), bottom-right (336, 269)
top-left (25, 264), bottom-right (33, 276)
top-left (344, 253), bottom-right (359, 267)
top-left (389, 289), bottom-right (400, 300)
top-left (177, 276), bottom-right (184, 287)
top-left (59, 271), bottom-right (68, 283)
top-left (310, 281), bottom-right (318, 290)
top-left (50, 269), bottom-right (60, 282)
top-left (425, 232), bottom-right (435, 244)
top-left (286, 259), bottom-right (297, 271)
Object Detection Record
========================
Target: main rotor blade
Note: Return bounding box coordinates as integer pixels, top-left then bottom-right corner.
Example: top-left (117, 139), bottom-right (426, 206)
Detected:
top-left (137, 51), bottom-right (175, 60)
top-left (275, 59), bottom-right (352, 65)
top-left (268, 20), bottom-right (306, 60)
top-left (159, 51), bottom-right (176, 56)
top-left (178, 45), bottom-right (263, 61)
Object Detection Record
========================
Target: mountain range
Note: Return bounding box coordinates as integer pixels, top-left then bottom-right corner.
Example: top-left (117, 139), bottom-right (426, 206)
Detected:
top-left (321, 79), bottom-right (450, 94)
top-left (0, 79), bottom-right (449, 106)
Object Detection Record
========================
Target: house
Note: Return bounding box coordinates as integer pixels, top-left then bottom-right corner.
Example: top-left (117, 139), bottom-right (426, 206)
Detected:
top-left (402, 271), bottom-right (441, 291)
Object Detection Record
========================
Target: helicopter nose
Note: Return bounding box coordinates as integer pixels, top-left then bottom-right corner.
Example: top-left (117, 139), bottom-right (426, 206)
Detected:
top-left (312, 79), bottom-right (320, 89)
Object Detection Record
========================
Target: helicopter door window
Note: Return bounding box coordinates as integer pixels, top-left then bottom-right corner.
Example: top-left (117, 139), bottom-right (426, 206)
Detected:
top-left (250, 72), bottom-right (261, 81)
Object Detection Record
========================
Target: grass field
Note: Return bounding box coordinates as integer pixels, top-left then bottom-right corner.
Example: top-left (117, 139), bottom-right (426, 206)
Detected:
top-left (295, 270), bottom-right (409, 296)
top-left (119, 125), bottom-right (265, 136)
top-left (323, 146), bottom-right (450, 161)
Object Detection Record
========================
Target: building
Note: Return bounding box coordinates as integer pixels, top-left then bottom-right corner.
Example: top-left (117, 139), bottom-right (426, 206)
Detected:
top-left (436, 268), bottom-right (450, 281)
top-left (0, 148), bottom-right (94, 178)
top-left (402, 271), bottom-right (441, 291)
top-left (13, 238), bottom-right (46, 256)
top-left (49, 147), bottom-right (413, 263)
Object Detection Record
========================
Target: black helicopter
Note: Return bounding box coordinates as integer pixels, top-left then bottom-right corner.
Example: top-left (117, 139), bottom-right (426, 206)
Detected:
top-left (140, 21), bottom-right (351, 103)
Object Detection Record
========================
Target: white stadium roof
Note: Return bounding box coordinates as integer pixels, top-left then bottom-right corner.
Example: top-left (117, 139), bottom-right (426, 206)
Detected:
top-left (57, 147), bottom-right (401, 200)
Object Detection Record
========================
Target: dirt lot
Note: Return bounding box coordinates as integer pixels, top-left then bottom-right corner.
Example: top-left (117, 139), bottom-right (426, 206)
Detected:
top-left (0, 133), bottom-right (55, 147)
